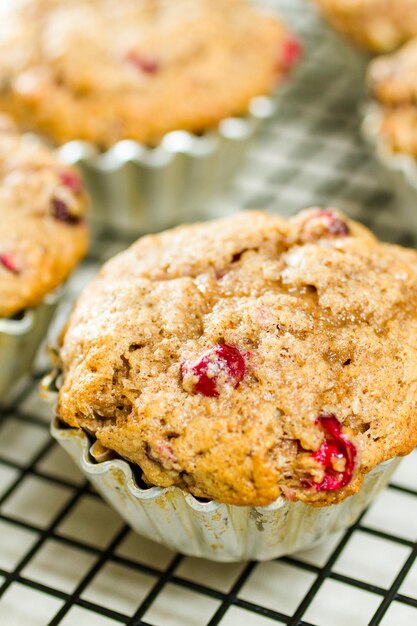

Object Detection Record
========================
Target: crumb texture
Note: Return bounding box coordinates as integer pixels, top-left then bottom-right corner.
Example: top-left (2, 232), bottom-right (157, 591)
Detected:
top-left (58, 209), bottom-right (417, 506)
top-left (368, 37), bottom-right (417, 156)
top-left (314, 0), bottom-right (417, 52)
top-left (0, 0), bottom-right (297, 148)
top-left (0, 114), bottom-right (88, 317)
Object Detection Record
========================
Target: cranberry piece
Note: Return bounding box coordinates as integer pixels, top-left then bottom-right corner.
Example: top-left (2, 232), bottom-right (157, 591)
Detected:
top-left (60, 170), bottom-right (82, 195)
top-left (308, 414), bottom-right (356, 492)
top-left (125, 51), bottom-right (159, 75)
top-left (326, 215), bottom-right (350, 236)
top-left (52, 197), bottom-right (81, 225)
top-left (182, 344), bottom-right (246, 397)
top-left (279, 36), bottom-right (302, 71)
top-left (154, 442), bottom-right (176, 464)
top-left (0, 253), bottom-right (19, 274)
top-left (304, 209), bottom-right (350, 238)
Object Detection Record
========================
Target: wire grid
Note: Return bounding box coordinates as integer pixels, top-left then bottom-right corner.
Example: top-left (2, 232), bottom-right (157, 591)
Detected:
top-left (1, 0), bottom-right (417, 624)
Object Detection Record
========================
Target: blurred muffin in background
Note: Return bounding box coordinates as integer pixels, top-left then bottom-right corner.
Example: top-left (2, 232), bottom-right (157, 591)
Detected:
top-left (0, 0), bottom-right (302, 234)
top-left (367, 38), bottom-right (417, 156)
top-left (0, 112), bottom-right (87, 399)
top-left (0, 114), bottom-right (88, 318)
top-left (313, 0), bottom-right (417, 53)
top-left (0, 0), bottom-right (301, 148)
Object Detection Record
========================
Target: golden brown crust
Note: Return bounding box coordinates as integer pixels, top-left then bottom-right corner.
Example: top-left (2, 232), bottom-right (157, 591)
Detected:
top-left (57, 209), bottom-right (417, 507)
top-left (313, 0), bottom-right (417, 52)
top-left (0, 0), bottom-right (298, 148)
top-left (367, 38), bottom-right (417, 156)
top-left (0, 114), bottom-right (88, 317)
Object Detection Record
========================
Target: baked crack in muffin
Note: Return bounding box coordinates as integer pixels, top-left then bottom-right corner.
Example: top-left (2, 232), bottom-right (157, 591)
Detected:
top-left (57, 209), bottom-right (417, 507)
top-left (0, 114), bottom-right (88, 318)
top-left (0, 0), bottom-right (300, 148)
top-left (313, 0), bottom-right (417, 53)
top-left (368, 38), bottom-right (417, 156)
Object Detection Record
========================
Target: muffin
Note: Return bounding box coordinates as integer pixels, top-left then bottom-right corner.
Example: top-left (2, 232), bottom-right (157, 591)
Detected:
top-left (0, 113), bottom-right (87, 399)
top-left (0, 0), bottom-right (301, 233)
top-left (367, 38), bottom-right (417, 156)
top-left (362, 39), bottom-right (417, 235)
top-left (55, 209), bottom-right (416, 519)
top-left (0, 0), bottom-right (300, 147)
top-left (313, 0), bottom-right (417, 53)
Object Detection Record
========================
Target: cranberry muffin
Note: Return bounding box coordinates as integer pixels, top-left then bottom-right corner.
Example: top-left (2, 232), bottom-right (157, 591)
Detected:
top-left (57, 209), bottom-right (417, 507)
top-left (367, 38), bottom-right (417, 156)
top-left (0, 0), bottom-right (301, 148)
top-left (0, 114), bottom-right (88, 318)
top-left (313, 0), bottom-right (417, 53)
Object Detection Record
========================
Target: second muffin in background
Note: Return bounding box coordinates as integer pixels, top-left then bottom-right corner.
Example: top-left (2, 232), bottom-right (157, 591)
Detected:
top-left (0, 0), bottom-right (301, 233)
top-left (0, 0), bottom-right (299, 147)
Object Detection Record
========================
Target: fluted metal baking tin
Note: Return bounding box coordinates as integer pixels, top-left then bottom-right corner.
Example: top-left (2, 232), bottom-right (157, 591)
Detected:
top-left (51, 418), bottom-right (399, 562)
top-left (57, 96), bottom-right (277, 236)
top-left (0, 293), bottom-right (59, 401)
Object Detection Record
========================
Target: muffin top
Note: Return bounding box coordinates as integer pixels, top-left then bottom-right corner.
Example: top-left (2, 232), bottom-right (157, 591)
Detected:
top-left (0, 0), bottom-right (300, 148)
top-left (368, 38), bottom-right (417, 156)
top-left (57, 209), bottom-right (417, 507)
top-left (0, 114), bottom-right (88, 318)
top-left (313, 0), bottom-right (417, 52)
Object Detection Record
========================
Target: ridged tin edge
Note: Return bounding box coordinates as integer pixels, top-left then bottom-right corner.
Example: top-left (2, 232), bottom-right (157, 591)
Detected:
top-left (57, 95), bottom-right (277, 235)
top-left (0, 292), bottom-right (60, 400)
top-left (51, 416), bottom-right (399, 562)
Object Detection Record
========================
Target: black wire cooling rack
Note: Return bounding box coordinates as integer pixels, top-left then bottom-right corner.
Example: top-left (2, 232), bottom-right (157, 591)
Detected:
top-left (1, 1), bottom-right (417, 624)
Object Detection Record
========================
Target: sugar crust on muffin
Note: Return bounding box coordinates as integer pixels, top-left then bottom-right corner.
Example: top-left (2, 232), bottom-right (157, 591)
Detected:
top-left (57, 209), bottom-right (417, 506)
top-left (368, 38), bottom-right (417, 156)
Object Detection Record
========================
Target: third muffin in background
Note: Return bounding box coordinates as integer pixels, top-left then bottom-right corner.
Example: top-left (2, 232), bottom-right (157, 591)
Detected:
top-left (0, 112), bottom-right (87, 399)
top-left (313, 0), bottom-right (417, 53)
top-left (367, 38), bottom-right (417, 156)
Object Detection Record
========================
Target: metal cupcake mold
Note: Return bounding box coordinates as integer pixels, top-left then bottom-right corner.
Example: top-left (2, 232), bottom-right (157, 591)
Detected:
top-left (362, 102), bottom-right (417, 232)
top-left (50, 414), bottom-right (400, 562)
top-left (57, 95), bottom-right (277, 236)
top-left (0, 292), bottom-right (60, 401)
